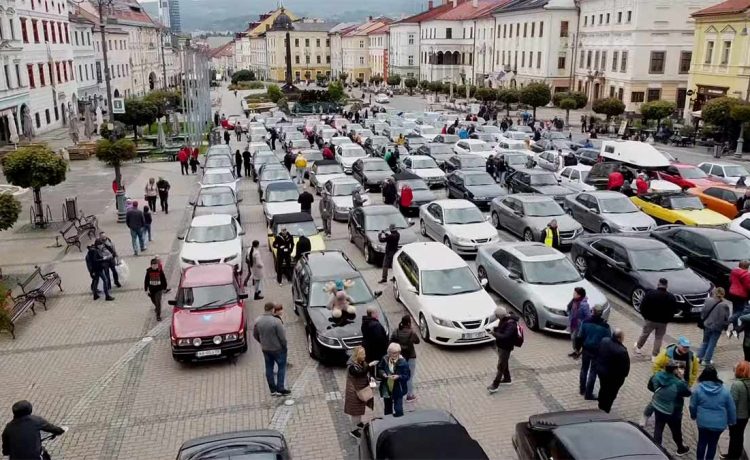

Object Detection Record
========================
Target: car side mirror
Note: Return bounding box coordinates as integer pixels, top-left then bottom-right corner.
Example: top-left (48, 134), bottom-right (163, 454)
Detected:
top-left (177, 234), bottom-right (185, 240)
top-left (239, 229), bottom-right (246, 236)
top-left (168, 299), bottom-right (176, 306)
top-left (480, 278), bottom-right (489, 287)
top-left (514, 211), bottom-right (523, 217)
top-left (237, 198), bottom-right (243, 203)
top-left (616, 261), bottom-right (631, 271)
top-left (238, 293), bottom-right (249, 300)
top-left (509, 272), bottom-right (522, 282)
top-left (588, 208), bottom-right (599, 214)
top-left (406, 284), bottom-right (417, 293)
top-left (374, 290), bottom-right (383, 298)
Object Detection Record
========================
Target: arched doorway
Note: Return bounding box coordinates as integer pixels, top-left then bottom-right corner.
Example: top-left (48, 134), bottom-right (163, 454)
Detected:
top-left (149, 72), bottom-right (157, 90)
top-left (113, 89), bottom-right (120, 98)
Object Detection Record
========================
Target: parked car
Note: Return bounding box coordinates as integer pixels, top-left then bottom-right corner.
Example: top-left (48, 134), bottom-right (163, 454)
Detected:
top-left (496, 151), bottom-right (532, 175)
top-left (352, 157), bottom-right (391, 191)
top-left (267, 212), bottom-right (325, 267)
top-left (477, 242), bottom-right (608, 332)
top-left (413, 124), bottom-right (440, 141)
top-left (309, 159), bottom-right (346, 194)
top-left (191, 186), bottom-right (241, 223)
top-left (203, 155), bottom-right (234, 173)
top-left (631, 191), bottom-right (730, 226)
top-left (363, 135), bottom-right (389, 157)
top-left (432, 133), bottom-right (459, 144)
top-left (584, 161), bottom-right (632, 190)
top-left (179, 214), bottom-right (244, 271)
top-left (655, 163), bottom-right (721, 189)
top-left (530, 138), bottom-right (577, 154)
top-left (392, 242), bottom-right (498, 345)
top-left (247, 141), bottom-right (272, 156)
top-left (348, 205), bottom-right (418, 264)
top-left (729, 214), bottom-right (750, 240)
top-left (262, 180), bottom-right (300, 225)
top-left (336, 144), bottom-right (368, 173)
top-left (571, 234), bottom-right (712, 314)
top-left (698, 161), bottom-right (750, 186)
top-left (414, 143), bottom-right (454, 167)
top-left (374, 93), bottom-right (390, 104)
top-left (257, 163), bottom-right (292, 200)
top-left (565, 191), bottom-right (656, 233)
top-left (574, 147), bottom-right (600, 166)
top-left (443, 154), bottom-right (486, 174)
top-left (291, 250), bottom-right (389, 361)
top-left (688, 185), bottom-right (744, 219)
top-left (557, 165), bottom-right (595, 192)
top-left (490, 194), bottom-right (582, 245)
top-left (251, 151), bottom-right (278, 182)
top-left (453, 139), bottom-right (494, 159)
top-left (446, 170), bottom-right (505, 210)
top-left (506, 168), bottom-right (576, 205)
top-left (401, 155), bottom-right (446, 187)
top-left (177, 430), bottom-right (290, 460)
top-left (535, 150), bottom-right (563, 172)
top-left (405, 134), bottom-right (428, 152)
top-left (169, 264), bottom-right (248, 362)
top-left (199, 168), bottom-right (238, 194)
top-left (393, 171), bottom-right (437, 216)
top-left (419, 199), bottom-right (498, 254)
top-left (324, 177), bottom-right (369, 221)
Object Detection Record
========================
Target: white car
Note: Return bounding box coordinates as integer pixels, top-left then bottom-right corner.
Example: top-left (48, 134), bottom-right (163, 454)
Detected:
top-left (499, 131), bottom-right (531, 142)
top-left (330, 136), bottom-right (353, 148)
top-left (698, 161), bottom-right (750, 186)
top-left (206, 145), bottom-right (232, 157)
top-left (199, 168), bottom-right (238, 194)
top-left (419, 200), bottom-right (498, 255)
top-left (453, 139), bottom-right (494, 159)
top-left (262, 180), bottom-right (300, 225)
top-left (335, 144), bottom-right (367, 173)
top-left (413, 125), bottom-right (439, 141)
top-left (375, 93), bottom-right (390, 104)
top-left (392, 242), bottom-right (498, 346)
top-left (248, 126), bottom-right (268, 143)
top-left (729, 215), bottom-right (750, 239)
top-left (557, 165), bottom-right (595, 192)
top-left (401, 155), bottom-right (446, 187)
top-left (496, 139), bottom-right (530, 152)
top-left (535, 150), bottom-right (563, 172)
top-left (179, 214), bottom-right (244, 271)
top-left (324, 177), bottom-right (369, 221)
top-left (247, 142), bottom-right (272, 155)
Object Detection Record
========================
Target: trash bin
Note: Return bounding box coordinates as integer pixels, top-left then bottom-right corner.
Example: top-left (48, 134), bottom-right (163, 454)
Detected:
top-left (64, 197), bottom-right (78, 221)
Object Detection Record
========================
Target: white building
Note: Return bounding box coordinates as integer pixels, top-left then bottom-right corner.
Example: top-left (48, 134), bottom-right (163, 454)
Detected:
top-left (0, 0), bottom-right (27, 143)
top-left (248, 35), bottom-right (266, 80)
top-left (368, 24), bottom-right (389, 79)
top-left (329, 22), bottom-right (358, 80)
top-left (68, 3), bottom-right (100, 111)
top-left (389, 3), bottom-right (453, 80)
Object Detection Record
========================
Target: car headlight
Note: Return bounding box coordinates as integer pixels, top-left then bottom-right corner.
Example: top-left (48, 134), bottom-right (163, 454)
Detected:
top-left (432, 315), bottom-right (455, 328)
top-left (177, 338), bottom-right (192, 347)
top-left (224, 253), bottom-right (239, 262)
top-left (224, 333), bottom-right (239, 342)
top-left (316, 333), bottom-right (342, 348)
top-left (543, 305), bottom-right (568, 316)
top-left (456, 236), bottom-right (472, 244)
top-left (212, 335), bottom-right (223, 345)
top-left (192, 338), bottom-right (202, 347)
top-left (675, 295), bottom-right (686, 303)
top-left (181, 257), bottom-right (196, 265)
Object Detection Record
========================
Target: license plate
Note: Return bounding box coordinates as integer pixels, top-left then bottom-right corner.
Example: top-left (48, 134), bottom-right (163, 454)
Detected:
top-left (196, 349), bottom-right (221, 357)
top-left (691, 306), bottom-right (702, 313)
top-left (462, 332), bottom-right (485, 339)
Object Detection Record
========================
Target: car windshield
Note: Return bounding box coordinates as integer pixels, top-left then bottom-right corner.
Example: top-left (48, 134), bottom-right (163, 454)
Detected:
top-left (547, 132), bottom-right (566, 140)
top-left (359, 130), bottom-right (374, 138)
top-left (524, 200), bottom-right (563, 217)
top-left (410, 157), bottom-right (438, 169)
top-left (203, 173), bottom-right (235, 185)
top-left (678, 167), bottom-right (708, 179)
top-left (477, 134), bottom-right (495, 142)
top-left (198, 191), bottom-right (234, 206)
top-left (321, 129), bottom-right (336, 137)
top-left (599, 197), bottom-right (638, 213)
top-left (444, 206), bottom-right (485, 224)
top-left (725, 165), bottom-right (749, 177)
top-left (505, 154), bottom-right (527, 166)
top-left (371, 137), bottom-right (388, 146)
top-left (317, 165), bottom-right (344, 174)
top-left (185, 223), bottom-right (236, 243)
top-left (429, 145), bottom-right (453, 155)
top-left (714, 239), bottom-right (750, 261)
top-left (464, 174), bottom-right (495, 186)
top-left (273, 220), bottom-right (317, 237)
top-left (254, 154), bottom-right (275, 166)
top-left (421, 266), bottom-right (480, 295)
top-left (407, 137), bottom-right (426, 145)
top-left (523, 258), bottom-right (582, 284)
top-left (667, 196), bottom-right (704, 210)
top-left (176, 283), bottom-right (237, 310)
top-left (460, 157), bottom-right (486, 168)
top-left (265, 188), bottom-right (299, 202)
top-left (286, 132), bottom-right (304, 140)
top-left (261, 169), bottom-right (289, 181)
top-left (629, 248), bottom-right (684, 271)
top-left (420, 127), bottom-right (438, 136)
top-left (440, 135), bottom-right (459, 143)
top-left (340, 147), bottom-right (366, 157)
top-left (332, 182), bottom-right (359, 196)
top-left (206, 157), bottom-right (232, 168)
top-left (529, 174), bottom-right (558, 186)
top-left (482, 126), bottom-right (500, 133)
top-left (399, 180), bottom-right (429, 191)
top-left (365, 212), bottom-right (409, 231)
top-left (364, 161), bottom-right (390, 171)
top-left (309, 276), bottom-right (373, 307)
top-left (469, 142), bottom-right (490, 152)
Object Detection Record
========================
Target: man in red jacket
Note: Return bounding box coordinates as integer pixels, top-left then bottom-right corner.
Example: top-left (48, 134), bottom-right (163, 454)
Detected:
top-left (322, 143), bottom-right (334, 160)
top-left (607, 169), bottom-right (624, 191)
top-left (635, 172), bottom-right (649, 195)
top-left (729, 260), bottom-right (750, 335)
top-left (177, 147), bottom-right (189, 175)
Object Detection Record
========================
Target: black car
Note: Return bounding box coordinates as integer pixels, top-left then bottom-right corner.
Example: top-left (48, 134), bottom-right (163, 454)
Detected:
top-left (405, 134), bottom-right (427, 151)
top-left (360, 409), bottom-right (488, 460)
top-left (530, 138), bottom-right (577, 154)
top-left (650, 225), bottom-right (750, 289)
top-left (446, 170), bottom-right (505, 210)
top-left (291, 250), bottom-right (389, 361)
top-left (585, 161), bottom-right (637, 190)
top-left (513, 410), bottom-right (670, 460)
top-left (414, 143), bottom-right (455, 167)
top-left (432, 133), bottom-right (460, 144)
top-left (177, 430), bottom-right (291, 460)
top-left (507, 168), bottom-right (576, 205)
top-left (574, 147), bottom-right (600, 166)
top-left (571, 234), bottom-right (712, 315)
top-left (496, 151), bottom-right (532, 174)
top-left (348, 205), bottom-right (418, 264)
top-left (191, 186), bottom-right (241, 223)
top-left (363, 135), bottom-right (390, 157)
top-left (443, 154), bottom-right (486, 174)
top-left (352, 157), bottom-right (392, 191)
top-left (392, 171), bottom-right (437, 216)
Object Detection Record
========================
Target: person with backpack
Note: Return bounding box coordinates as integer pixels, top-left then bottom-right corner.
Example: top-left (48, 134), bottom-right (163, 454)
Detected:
top-left (648, 360), bottom-right (692, 456)
top-left (690, 365), bottom-right (736, 460)
top-left (487, 306), bottom-right (522, 393)
top-left (725, 360), bottom-right (750, 459)
top-left (697, 288), bottom-right (730, 366)
top-left (575, 304), bottom-right (611, 400)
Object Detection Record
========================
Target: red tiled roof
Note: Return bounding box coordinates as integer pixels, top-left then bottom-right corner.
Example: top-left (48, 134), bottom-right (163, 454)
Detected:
top-left (433, 0), bottom-right (510, 20)
top-left (109, 0), bottom-right (157, 26)
top-left (368, 23), bottom-right (390, 35)
top-left (693, 0), bottom-right (750, 16)
top-left (393, 2), bottom-right (455, 24)
top-left (344, 18), bottom-right (391, 37)
top-left (210, 41), bottom-right (234, 58)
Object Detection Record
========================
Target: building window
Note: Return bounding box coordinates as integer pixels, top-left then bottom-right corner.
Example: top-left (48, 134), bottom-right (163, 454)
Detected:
top-left (27, 64), bottom-right (34, 88)
top-left (316, 38), bottom-right (320, 47)
top-left (558, 55), bottom-right (565, 69)
top-left (584, 16), bottom-right (587, 27)
top-left (521, 51), bottom-right (525, 67)
top-left (509, 23), bottom-right (513, 38)
top-left (612, 51), bottom-right (618, 71)
top-left (45, 109), bottom-right (50, 124)
top-left (676, 51), bottom-right (691, 74)
top-left (579, 50), bottom-right (584, 68)
top-left (705, 41), bottom-right (714, 64)
top-left (721, 40), bottom-right (732, 65)
top-left (599, 14), bottom-right (603, 24)
top-left (606, 13), bottom-right (610, 24)
top-left (359, 40), bottom-right (364, 48)
top-left (531, 22), bottom-right (535, 37)
top-left (359, 56), bottom-right (364, 65)
top-left (35, 112), bottom-right (40, 128)
top-left (617, 12), bottom-right (622, 23)
top-left (594, 50), bottom-right (600, 69)
top-left (515, 23), bottom-right (519, 36)
top-left (305, 38), bottom-right (310, 47)
top-left (38, 63), bottom-right (45, 85)
top-left (41, 20), bottom-right (48, 42)
top-left (294, 38), bottom-right (299, 47)
top-left (647, 88), bottom-right (661, 101)
top-left (65, 24), bottom-right (69, 43)
top-left (316, 55), bottom-right (321, 64)
top-left (326, 56), bottom-right (330, 64)
top-left (537, 52), bottom-right (541, 68)
top-left (408, 33), bottom-right (414, 44)
top-left (560, 21), bottom-right (568, 37)
top-left (14, 64), bottom-right (20, 87)
top-left (54, 105), bottom-right (58, 121)
top-left (610, 86), bottom-right (615, 98)
top-left (631, 91), bottom-right (644, 103)
top-left (601, 51), bottom-right (607, 70)
top-left (649, 51), bottom-right (665, 74)
top-left (21, 18), bottom-right (27, 43)
top-left (586, 50), bottom-right (591, 68)
top-left (295, 55), bottom-right (300, 64)
top-left (523, 23), bottom-right (527, 37)
top-left (32, 19), bottom-right (39, 43)
top-left (620, 51), bottom-right (628, 72)
top-left (446, 27), bottom-right (452, 39)
top-left (627, 10), bottom-right (632, 22)
top-left (408, 55), bottom-right (414, 66)
top-left (618, 88), bottom-right (624, 100)
top-left (503, 24), bottom-right (507, 38)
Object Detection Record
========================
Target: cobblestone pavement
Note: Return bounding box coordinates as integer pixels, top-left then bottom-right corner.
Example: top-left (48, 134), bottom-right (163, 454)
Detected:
top-left (0, 86), bottom-right (745, 459)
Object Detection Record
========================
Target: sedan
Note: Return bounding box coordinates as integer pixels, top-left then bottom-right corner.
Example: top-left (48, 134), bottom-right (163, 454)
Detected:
top-left (374, 93), bottom-right (390, 104)
top-left (698, 161), bottom-right (750, 186)
top-left (490, 194), bottom-right (582, 245)
top-left (446, 171), bottom-right (505, 210)
top-left (531, 139), bottom-right (576, 154)
top-left (557, 165), bottom-right (595, 192)
top-left (199, 168), bottom-right (238, 194)
top-left (324, 177), bottom-right (369, 221)
top-left (414, 143), bottom-right (454, 167)
top-left (178, 430), bottom-right (290, 460)
top-left (419, 199), bottom-right (498, 254)
top-left (507, 169), bottom-right (576, 204)
top-left (261, 180), bottom-right (300, 225)
top-left (414, 125), bottom-right (440, 141)
top-left (352, 157), bottom-right (391, 191)
top-left (251, 151), bottom-right (278, 182)
top-left (336, 144), bottom-right (368, 173)
top-left (203, 155), bottom-right (234, 173)
top-left (443, 154), bottom-right (487, 174)
top-left (574, 148), bottom-right (600, 166)
top-left (394, 172), bottom-right (437, 216)
top-left (191, 186), bottom-right (241, 223)
top-left (179, 214), bottom-right (244, 271)
top-left (309, 160), bottom-right (346, 194)
top-left (257, 164), bottom-right (292, 200)
top-left (401, 155), bottom-right (446, 187)
top-left (655, 163), bottom-right (721, 189)
top-left (689, 185), bottom-right (744, 219)
top-left (432, 134), bottom-right (459, 144)
top-left (348, 205), bottom-right (418, 264)
top-left (454, 139), bottom-right (494, 159)
top-left (565, 191), bottom-right (656, 233)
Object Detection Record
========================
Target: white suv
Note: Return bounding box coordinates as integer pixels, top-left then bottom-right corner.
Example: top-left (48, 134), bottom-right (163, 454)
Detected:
top-left (179, 214), bottom-right (244, 271)
top-left (391, 242), bottom-right (498, 346)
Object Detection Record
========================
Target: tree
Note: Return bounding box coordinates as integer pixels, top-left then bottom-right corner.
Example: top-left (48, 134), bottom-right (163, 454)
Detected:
top-left (327, 81), bottom-right (345, 102)
top-left (356, 77), bottom-right (364, 86)
top-left (497, 88), bottom-right (520, 116)
top-left (474, 87), bottom-right (497, 102)
top-left (640, 100), bottom-right (676, 127)
top-left (0, 193), bottom-right (21, 231)
top-left (519, 83), bottom-right (551, 119)
top-left (338, 72), bottom-right (348, 83)
top-left (231, 69), bottom-right (255, 84)
top-left (114, 98), bottom-right (157, 139)
top-left (419, 80), bottom-right (430, 91)
top-left (702, 97), bottom-right (739, 127)
top-left (592, 97), bottom-right (625, 121)
top-left (552, 91), bottom-right (587, 125)
top-left (404, 78), bottom-right (418, 95)
top-left (267, 84), bottom-right (283, 103)
top-left (2, 146), bottom-right (67, 227)
top-left (429, 81), bottom-right (444, 100)
top-left (95, 138), bottom-right (136, 169)
top-left (387, 74), bottom-right (401, 87)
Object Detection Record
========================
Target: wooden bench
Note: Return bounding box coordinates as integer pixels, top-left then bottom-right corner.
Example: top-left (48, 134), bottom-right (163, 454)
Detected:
top-left (0, 291), bottom-right (37, 339)
top-left (59, 222), bottom-right (84, 253)
top-left (17, 266), bottom-right (63, 309)
top-left (74, 215), bottom-right (98, 239)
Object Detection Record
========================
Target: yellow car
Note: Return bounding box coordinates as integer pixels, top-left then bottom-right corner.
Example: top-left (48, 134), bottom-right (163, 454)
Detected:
top-left (267, 212), bottom-right (326, 266)
top-left (630, 192), bottom-right (730, 226)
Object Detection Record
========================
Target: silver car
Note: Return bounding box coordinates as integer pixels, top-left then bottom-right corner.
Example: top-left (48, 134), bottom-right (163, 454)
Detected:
top-left (490, 194), bottom-right (582, 244)
top-left (564, 191), bottom-right (656, 233)
top-left (476, 242), bottom-right (609, 332)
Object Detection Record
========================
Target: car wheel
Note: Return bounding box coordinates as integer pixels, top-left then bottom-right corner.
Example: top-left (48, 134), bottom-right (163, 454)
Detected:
top-left (306, 330), bottom-right (321, 360)
top-left (443, 236), bottom-right (453, 250)
top-left (418, 314), bottom-right (432, 343)
top-left (477, 266), bottom-right (490, 291)
top-left (601, 224), bottom-right (611, 233)
top-left (420, 219), bottom-right (427, 236)
top-left (364, 244), bottom-right (374, 264)
top-left (393, 279), bottom-right (401, 303)
top-left (574, 255), bottom-right (588, 275)
top-left (523, 228), bottom-right (534, 242)
top-left (523, 302), bottom-right (540, 331)
top-left (631, 287), bottom-right (646, 312)
top-left (491, 211), bottom-right (501, 229)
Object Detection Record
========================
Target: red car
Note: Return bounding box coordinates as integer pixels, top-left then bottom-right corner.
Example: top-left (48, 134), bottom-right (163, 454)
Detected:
top-left (654, 163), bottom-right (723, 189)
top-left (170, 264), bottom-right (248, 362)
top-left (220, 115), bottom-right (242, 130)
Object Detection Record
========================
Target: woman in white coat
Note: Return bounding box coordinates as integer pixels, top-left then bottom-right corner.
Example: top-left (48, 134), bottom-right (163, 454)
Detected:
top-left (243, 240), bottom-right (264, 300)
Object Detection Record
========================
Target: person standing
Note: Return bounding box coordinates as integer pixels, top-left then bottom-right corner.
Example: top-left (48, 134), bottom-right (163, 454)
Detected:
top-left (378, 223), bottom-right (400, 283)
top-left (272, 227), bottom-right (294, 285)
top-left (581, 114), bottom-right (587, 133)
top-left (496, 156), bottom-right (507, 185)
top-left (487, 307), bottom-right (520, 393)
top-left (344, 345), bottom-right (374, 439)
top-left (728, 261), bottom-right (750, 335)
top-left (189, 149), bottom-right (200, 174)
top-left (143, 206), bottom-right (153, 243)
top-left (85, 243), bottom-right (113, 301)
top-left (177, 147), bottom-right (189, 175)
top-left (398, 184), bottom-right (413, 214)
top-left (234, 122), bottom-right (242, 141)
top-left (376, 343), bottom-right (410, 417)
top-left (725, 360), bottom-right (750, 459)
top-left (635, 278), bottom-right (678, 358)
top-left (1, 400), bottom-right (67, 460)
top-left (125, 201), bottom-right (146, 256)
top-left (648, 361), bottom-right (692, 456)
top-left (542, 219), bottom-right (560, 249)
top-left (319, 190), bottom-right (334, 237)
top-left (575, 304), bottom-right (611, 400)
top-left (243, 240), bottom-right (264, 300)
top-left (144, 177), bottom-right (158, 212)
top-left (390, 314), bottom-right (420, 402)
top-left (223, 129), bottom-right (230, 145)
top-left (242, 147), bottom-right (252, 177)
top-left (697, 288), bottom-right (731, 366)
top-left (361, 306), bottom-right (388, 363)
top-left (486, 155), bottom-right (496, 179)
top-left (143, 258), bottom-right (167, 321)
top-left (253, 302), bottom-right (290, 396)
top-left (270, 127), bottom-right (278, 150)
top-left (596, 328), bottom-right (630, 413)
top-left (294, 152), bottom-right (307, 184)
top-left (382, 177), bottom-right (397, 206)
top-left (294, 234), bottom-right (311, 262)
top-left (567, 287), bottom-right (591, 358)
top-left (690, 366), bottom-right (737, 460)
top-left (234, 149), bottom-right (243, 178)
top-left (283, 150), bottom-right (295, 172)
top-left (298, 190), bottom-right (314, 215)
top-left (99, 231), bottom-right (121, 288)
top-left (322, 143), bottom-right (334, 160)
top-left (156, 177), bottom-right (170, 214)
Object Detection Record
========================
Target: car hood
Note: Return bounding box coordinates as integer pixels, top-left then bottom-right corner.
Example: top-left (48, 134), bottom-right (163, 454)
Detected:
top-left (530, 279), bottom-right (608, 312)
top-left (637, 269), bottom-right (711, 294)
top-left (668, 209), bottom-right (730, 225)
top-left (362, 170), bottom-right (391, 182)
top-left (172, 304), bottom-right (244, 338)
top-left (307, 301), bottom-right (387, 339)
top-left (264, 201), bottom-right (301, 217)
top-left (525, 214), bottom-right (581, 232)
top-left (534, 185), bottom-right (575, 196)
top-left (603, 211), bottom-right (656, 229)
top-left (412, 168), bottom-right (446, 179)
top-left (466, 184), bottom-right (505, 198)
top-left (194, 204), bottom-right (238, 218)
top-left (420, 289), bottom-right (496, 321)
top-left (366, 229), bottom-right (418, 246)
top-left (181, 239), bottom-right (241, 261)
top-left (411, 190), bottom-right (437, 203)
top-left (444, 222), bottom-right (497, 239)
top-left (340, 156), bottom-right (364, 167)
top-left (332, 196), bottom-right (354, 208)
top-left (315, 172), bottom-right (347, 185)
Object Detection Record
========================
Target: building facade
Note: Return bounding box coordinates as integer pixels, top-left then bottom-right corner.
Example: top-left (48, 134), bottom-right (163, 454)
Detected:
top-left (341, 18), bottom-right (390, 83)
top-left (68, 6), bottom-right (98, 110)
top-left (234, 8), bottom-right (297, 74)
top-left (328, 22), bottom-right (357, 79)
top-left (389, 3), bottom-right (453, 80)
top-left (368, 24), bottom-right (389, 80)
top-left (266, 19), bottom-right (331, 82)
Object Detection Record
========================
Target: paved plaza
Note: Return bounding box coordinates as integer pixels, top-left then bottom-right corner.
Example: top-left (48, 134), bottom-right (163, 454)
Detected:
top-left (0, 87), bottom-right (746, 459)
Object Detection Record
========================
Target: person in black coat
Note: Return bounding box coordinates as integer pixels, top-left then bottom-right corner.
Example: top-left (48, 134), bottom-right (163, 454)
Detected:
top-left (234, 150), bottom-right (243, 177)
top-left (223, 130), bottom-right (230, 145)
top-left (486, 155), bottom-right (496, 178)
top-left (295, 234), bottom-right (311, 261)
top-left (382, 178), bottom-right (398, 205)
top-left (361, 307), bottom-right (388, 363)
top-left (634, 278), bottom-right (678, 358)
top-left (596, 328), bottom-right (630, 413)
top-left (272, 227), bottom-right (295, 284)
top-left (242, 148), bottom-right (252, 177)
top-left (487, 307), bottom-right (520, 392)
top-left (1, 400), bottom-right (65, 460)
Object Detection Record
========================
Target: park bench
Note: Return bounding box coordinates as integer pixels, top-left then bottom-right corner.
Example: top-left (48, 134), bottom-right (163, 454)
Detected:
top-left (59, 222), bottom-right (84, 253)
top-left (0, 291), bottom-right (37, 339)
top-left (17, 266), bottom-right (63, 310)
top-left (74, 214), bottom-right (98, 239)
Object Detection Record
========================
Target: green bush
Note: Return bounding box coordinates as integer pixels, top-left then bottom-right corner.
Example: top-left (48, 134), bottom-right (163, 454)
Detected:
top-left (0, 193), bottom-right (21, 231)
top-left (267, 85), bottom-right (283, 103)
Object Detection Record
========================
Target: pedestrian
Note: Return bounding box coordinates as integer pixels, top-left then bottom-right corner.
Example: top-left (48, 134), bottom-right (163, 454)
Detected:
top-left (243, 240), bottom-right (264, 300)
top-left (486, 155), bottom-right (496, 178)
top-left (189, 150), bottom-right (200, 174)
top-left (234, 149), bottom-right (243, 178)
top-left (378, 223), bottom-right (400, 283)
top-left (390, 314), bottom-right (420, 402)
top-left (322, 143), bottom-right (334, 160)
top-left (253, 302), bottom-right (290, 396)
top-left (581, 114), bottom-right (587, 133)
top-left (566, 287), bottom-right (591, 358)
top-left (214, 111), bottom-right (220, 127)
top-left (634, 278), bottom-right (678, 358)
top-left (294, 152), bottom-right (307, 184)
top-left (607, 168), bottom-right (625, 191)
top-left (178, 147), bottom-right (189, 175)
top-left (648, 360), bottom-right (692, 456)
top-left (319, 190), bottom-right (334, 237)
top-left (99, 231), bottom-right (121, 287)
top-left (697, 287), bottom-right (731, 366)
top-left (272, 226), bottom-right (294, 285)
top-left (382, 177), bottom-right (397, 206)
top-left (1, 400), bottom-right (67, 460)
top-left (156, 177), bottom-right (170, 213)
top-left (85, 243), bottom-right (113, 301)
top-left (441, 124), bottom-right (447, 134)
top-left (344, 345), bottom-right (374, 439)
top-left (142, 205), bottom-right (153, 242)
top-left (270, 128), bottom-right (278, 150)
top-left (295, 234), bottom-right (311, 262)
top-left (352, 187), bottom-right (366, 208)
top-left (725, 360), bottom-right (750, 459)
top-left (125, 201), bottom-right (146, 256)
top-left (143, 257), bottom-right (167, 321)
top-left (361, 306), bottom-right (388, 363)
top-left (235, 122), bottom-right (242, 141)
top-left (487, 306), bottom-right (521, 393)
top-left (690, 365), bottom-right (737, 460)
top-left (223, 129), bottom-right (230, 145)
top-left (496, 156), bottom-right (507, 185)
top-left (652, 336), bottom-right (700, 388)
top-left (575, 304), bottom-right (611, 400)
top-left (541, 219), bottom-right (560, 249)
top-left (728, 260), bottom-right (750, 335)
top-left (243, 147), bottom-right (252, 177)
top-left (398, 184), bottom-right (413, 214)
top-left (298, 189), bottom-right (314, 215)
top-left (376, 342), bottom-right (410, 417)
top-left (283, 150), bottom-right (294, 172)
top-left (596, 328), bottom-right (630, 413)
top-left (144, 177), bottom-right (158, 212)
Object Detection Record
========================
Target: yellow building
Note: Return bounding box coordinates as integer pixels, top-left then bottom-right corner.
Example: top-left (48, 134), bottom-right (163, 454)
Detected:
top-left (686, 0), bottom-right (750, 120)
top-left (265, 15), bottom-right (332, 82)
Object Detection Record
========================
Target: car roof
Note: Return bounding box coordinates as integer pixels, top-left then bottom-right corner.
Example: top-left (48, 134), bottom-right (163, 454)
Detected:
top-left (658, 226), bottom-right (745, 240)
top-left (672, 163), bottom-right (697, 169)
top-left (563, 165), bottom-right (592, 172)
top-left (555, 421), bottom-right (668, 459)
top-left (587, 190), bottom-right (629, 198)
top-left (265, 180), bottom-right (297, 191)
top-left (361, 157), bottom-right (386, 163)
top-left (700, 161), bottom-right (733, 166)
top-left (329, 176), bottom-right (359, 185)
top-left (271, 212), bottom-right (313, 225)
top-left (401, 242), bottom-right (468, 270)
top-left (393, 171), bottom-right (422, 181)
top-left (431, 199), bottom-right (477, 209)
top-left (189, 214), bottom-right (234, 227)
top-left (203, 168), bottom-right (234, 175)
top-left (496, 242), bottom-right (564, 261)
top-left (199, 185), bottom-right (234, 195)
top-left (510, 193), bottom-right (556, 203)
top-left (362, 205), bottom-right (402, 216)
top-left (462, 170), bottom-right (491, 176)
top-left (462, 139), bottom-right (486, 144)
top-left (516, 168), bottom-right (554, 175)
top-left (304, 250), bottom-right (359, 280)
top-left (314, 159), bottom-right (340, 166)
top-left (181, 264), bottom-right (236, 288)
top-left (596, 234), bottom-right (664, 250)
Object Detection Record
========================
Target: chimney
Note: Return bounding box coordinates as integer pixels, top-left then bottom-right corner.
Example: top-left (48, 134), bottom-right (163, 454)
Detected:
top-left (428, 0), bottom-right (433, 9)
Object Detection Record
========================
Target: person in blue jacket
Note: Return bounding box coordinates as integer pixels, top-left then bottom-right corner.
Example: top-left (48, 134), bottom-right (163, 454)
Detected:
top-left (575, 304), bottom-right (611, 400)
top-left (690, 365), bottom-right (737, 460)
top-left (376, 342), bottom-right (410, 417)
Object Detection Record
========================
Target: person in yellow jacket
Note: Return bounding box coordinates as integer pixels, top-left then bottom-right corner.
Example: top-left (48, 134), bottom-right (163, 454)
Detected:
top-left (542, 220), bottom-right (560, 249)
top-left (396, 134), bottom-right (406, 146)
top-left (294, 153), bottom-right (308, 185)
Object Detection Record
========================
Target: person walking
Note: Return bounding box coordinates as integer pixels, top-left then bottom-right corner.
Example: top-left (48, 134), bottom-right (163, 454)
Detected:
top-left (390, 314), bottom-right (420, 402)
top-left (234, 122), bottom-right (242, 141)
top-left (352, 187), bottom-right (366, 209)
top-left (283, 150), bottom-right (295, 172)
top-left (487, 306), bottom-right (521, 393)
top-left (378, 223), bottom-right (400, 283)
top-left (596, 328), bottom-right (630, 413)
top-left (143, 258), bottom-right (167, 321)
top-left (697, 288), bottom-right (731, 366)
top-left (690, 366), bottom-right (737, 460)
top-left (144, 177), bottom-right (158, 212)
top-left (156, 177), bottom-right (170, 214)
top-left (344, 345), bottom-right (374, 439)
top-left (270, 127), bottom-right (278, 150)
top-left (298, 190), bottom-right (314, 215)
top-left (361, 306), bottom-right (388, 363)
top-left (376, 343), bottom-right (410, 417)
top-left (243, 240), bottom-right (264, 300)
top-left (648, 338), bottom-right (700, 426)
top-left (143, 206), bottom-right (153, 243)
top-left (177, 147), bottom-right (189, 175)
top-left (272, 227), bottom-right (294, 285)
top-left (125, 201), bottom-right (146, 256)
top-left (542, 219), bottom-right (561, 249)
top-left (567, 287), bottom-right (591, 358)
top-left (725, 360), bottom-right (750, 459)
top-left (486, 155), bottom-right (496, 179)
top-left (382, 177), bottom-right (397, 206)
top-left (234, 149), bottom-right (243, 178)
top-left (242, 148), bottom-right (252, 177)
top-left (1, 400), bottom-right (66, 460)
top-left (575, 304), bottom-right (611, 400)
top-left (85, 243), bottom-right (113, 301)
top-left (648, 361), bottom-right (692, 456)
top-left (189, 149), bottom-right (200, 174)
top-left (253, 302), bottom-right (290, 396)
top-left (728, 261), bottom-right (750, 335)
top-left (223, 129), bottom-right (230, 145)
top-left (635, 278), bottom-right (679, 358)
top-left (99, 231), bottom-right (121, 288)
top-left (294, 152), bottom-right (307, 184)
top-left (319, 190), bottom-right (334, 237)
